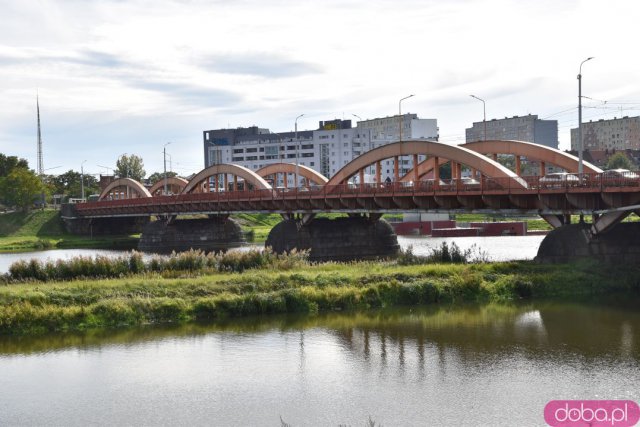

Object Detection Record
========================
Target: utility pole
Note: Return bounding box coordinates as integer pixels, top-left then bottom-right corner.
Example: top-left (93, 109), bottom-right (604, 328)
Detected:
top-left (578, 57), bottom-right (594, 176)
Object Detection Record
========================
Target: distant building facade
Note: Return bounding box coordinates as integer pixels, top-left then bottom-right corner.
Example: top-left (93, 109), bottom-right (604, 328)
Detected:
top-left (203, 114), bottom-right (438, 185)
top-left (465, 114), bottom-right (558, 149)
top-left (571, 116), bottom-right (640, 151)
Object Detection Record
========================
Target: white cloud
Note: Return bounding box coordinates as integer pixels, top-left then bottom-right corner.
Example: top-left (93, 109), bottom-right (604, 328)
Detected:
top-left (1, 0), bottom-right (640, 175)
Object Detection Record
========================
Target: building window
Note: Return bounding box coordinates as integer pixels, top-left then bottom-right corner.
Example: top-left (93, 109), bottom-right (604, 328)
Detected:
top-left (233, 149), bottom-right (244, 154)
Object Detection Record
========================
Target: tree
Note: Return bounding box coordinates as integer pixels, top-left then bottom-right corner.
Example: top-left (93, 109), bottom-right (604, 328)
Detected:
top-left (605, 152), bottom-right (633, 170)
top-left (116, 154), bottom-right (146, 181)
top-left (0, 168), bottom-right (44, 211)
top-left (49, 170), bottom-right (100, 198)
top-left (0, 154), bottom-right (28, 177)
top-left (147, 171), bottom-right (178, 185)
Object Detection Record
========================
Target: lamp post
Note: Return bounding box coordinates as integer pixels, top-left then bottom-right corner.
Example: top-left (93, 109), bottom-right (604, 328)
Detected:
top-left (398, 94), bottom-right (414, 142)
top-left (163, 142), bottom-right (172, 195)
top-left (295, 113), bottom-right (305, 188)
top-left (80, 160), bottom-right (87, 200)
top-left (470, 94), bottom-right (486, 141)
top-left (578, 57), bottom-right (594, 176)
top-left (398, 95), bottom-right (414, 181)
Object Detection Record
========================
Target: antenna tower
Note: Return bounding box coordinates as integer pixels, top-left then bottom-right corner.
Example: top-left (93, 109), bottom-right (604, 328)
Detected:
top-left (37, 95), bottom-right (44, 175)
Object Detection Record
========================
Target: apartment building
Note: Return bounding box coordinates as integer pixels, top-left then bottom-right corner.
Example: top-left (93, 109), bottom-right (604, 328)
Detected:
top-left (202, 114), bottom-right (438, 185)
top-left (570, 116), bottom-right (640, 151)
top-left (465, 114), bottom-right (558, 148)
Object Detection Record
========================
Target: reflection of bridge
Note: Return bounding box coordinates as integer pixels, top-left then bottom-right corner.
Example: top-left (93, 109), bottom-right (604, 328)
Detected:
top-left (64, 140), bottom-right (640, 260)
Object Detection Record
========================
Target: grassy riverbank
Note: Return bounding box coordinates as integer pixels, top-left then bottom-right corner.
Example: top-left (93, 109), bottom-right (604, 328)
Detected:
top-left (0, 210), bottom-right (138, 252)
top-left (0, 249), bottom-right (638, 335)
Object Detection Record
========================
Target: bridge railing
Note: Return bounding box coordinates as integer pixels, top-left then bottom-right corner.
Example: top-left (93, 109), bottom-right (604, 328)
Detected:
top-left (73, 171), bottom-right (640, 215)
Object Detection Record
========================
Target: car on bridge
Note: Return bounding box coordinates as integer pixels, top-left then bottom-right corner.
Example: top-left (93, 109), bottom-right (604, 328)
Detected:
top-left (539, 172), bottom-right (579, 188)
top-left (600, 168), bottom-right (640, 187)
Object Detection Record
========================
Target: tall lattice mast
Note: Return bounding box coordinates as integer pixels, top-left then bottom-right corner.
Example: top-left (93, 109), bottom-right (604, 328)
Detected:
top-left (36, 94), bottom-right (44, 175)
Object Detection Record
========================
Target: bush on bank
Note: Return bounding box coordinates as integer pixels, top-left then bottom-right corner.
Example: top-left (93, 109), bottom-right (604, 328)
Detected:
top-left (1, 245), bottom-right (639, 335)
top-left (5, 248), bottom-right (309, 282)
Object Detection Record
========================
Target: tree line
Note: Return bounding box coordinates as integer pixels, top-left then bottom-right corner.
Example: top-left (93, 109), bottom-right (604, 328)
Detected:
top-left (0, 153), bottom-right (177, 212)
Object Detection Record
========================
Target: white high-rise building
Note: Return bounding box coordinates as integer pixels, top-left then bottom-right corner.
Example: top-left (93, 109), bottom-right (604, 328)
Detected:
top-left (203, 115), bottom-right (439, 186)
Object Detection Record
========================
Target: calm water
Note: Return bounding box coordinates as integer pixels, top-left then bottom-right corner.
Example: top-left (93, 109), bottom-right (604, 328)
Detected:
top-left (0, 301), bottom-right (638, 426)
top-left (0, 235), bottom-right (545, 273)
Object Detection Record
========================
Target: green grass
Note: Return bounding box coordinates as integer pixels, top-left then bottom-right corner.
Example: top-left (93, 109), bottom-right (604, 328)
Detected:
top-left (1, 254), bottom-right (638, 336)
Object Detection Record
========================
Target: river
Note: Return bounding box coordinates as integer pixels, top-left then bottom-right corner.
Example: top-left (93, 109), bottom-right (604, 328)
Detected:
top-left (0, 300), bottom-right (638, 426)
top-left (0, 235), bottom-right (546, 273)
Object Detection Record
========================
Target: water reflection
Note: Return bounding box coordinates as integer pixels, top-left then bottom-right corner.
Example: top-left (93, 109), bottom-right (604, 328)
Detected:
top-left (2, 300), bottom-right (638, 363)
top-left (1, 300), bottom-right (639, 426)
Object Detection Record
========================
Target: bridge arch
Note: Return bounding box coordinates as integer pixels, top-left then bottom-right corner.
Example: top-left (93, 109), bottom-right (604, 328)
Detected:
top-left (256, 163), bottom-right (328, 187)
top-left (182, 164), bottom-right (273, 194)
top-left (149, 176), bottom-right (189, 196)
top-left (327, 140), bottom-right (526, 187)
top-left (98, 178), bottom-right (152, 201)
top-left (401, 140), bottom-right (602, 182)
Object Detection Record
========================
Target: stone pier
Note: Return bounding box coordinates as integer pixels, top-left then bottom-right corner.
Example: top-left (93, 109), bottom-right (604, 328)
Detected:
top-left (138, 216), bottom-right (245, 254)
top-left (61, 204), bottom-right (148, 235)
top-left (265, 216), bottom-right (400, 262)
top-left (536, 222), bottom-right (640, 263)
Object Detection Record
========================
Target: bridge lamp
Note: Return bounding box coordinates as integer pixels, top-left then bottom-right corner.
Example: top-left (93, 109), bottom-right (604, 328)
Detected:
top-left (295, 114), bottom-right (305, 188)
top-left (398, 95), bottom-right (414, 143)
top-left (578, 57), bottom-right (594, 176)
top-left (398, 95), bottom-right (414, 180)
top-left (164, 142), bottom-right (173, 195)
top-left (469, 94), bottom-right (486, 141)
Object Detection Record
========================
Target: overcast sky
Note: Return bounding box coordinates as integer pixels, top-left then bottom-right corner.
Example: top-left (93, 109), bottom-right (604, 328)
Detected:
top-left (1, 0), bottom-right (640, 178)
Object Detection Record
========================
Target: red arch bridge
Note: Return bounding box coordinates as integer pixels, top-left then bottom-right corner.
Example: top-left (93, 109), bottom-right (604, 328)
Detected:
top-left (64, 140), bottom-right (640, 261)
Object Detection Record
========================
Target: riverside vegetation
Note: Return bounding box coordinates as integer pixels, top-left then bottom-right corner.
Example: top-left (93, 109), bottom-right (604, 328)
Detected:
top-left (1, 244), bottom-right (639, 335)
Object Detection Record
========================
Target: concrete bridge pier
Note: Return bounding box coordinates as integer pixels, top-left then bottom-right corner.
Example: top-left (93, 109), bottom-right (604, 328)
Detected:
top-left (265, 215), bottom-right (400, 262)
top-left (536, 222), bottom-right (640, 263)
top-left (138, 216), bottom-right (245, 254)
top-left (61, 204), bottom-right (149, 235)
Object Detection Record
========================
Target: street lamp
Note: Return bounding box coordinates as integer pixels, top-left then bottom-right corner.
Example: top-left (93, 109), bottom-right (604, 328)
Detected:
top-left (578, 57), bottom-right (594, 176)
top-left (295, 113), bottom-right (305, 188)
top-left (80, 160), bottom-right (87, 200)
top-left (164, 142), bottom-right (172, 195)
top-left (398, 94), bottom-right (414, 142)
top-left (470, 94), bottom-right (486, 141)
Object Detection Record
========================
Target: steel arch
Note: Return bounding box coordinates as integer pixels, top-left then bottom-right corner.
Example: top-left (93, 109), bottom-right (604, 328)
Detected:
top-left (400, 140), bottom-right (602, 182)
top-left (256, 163), bottom-right (328, 185)
top-left (327, 140), bottom-right (525, 187)
top-left (149, 176), bottom-right (189, 196)
top-left (98, 178), bottom-right (152, 201)
top-left (182, 164), bottom-right (273, 194)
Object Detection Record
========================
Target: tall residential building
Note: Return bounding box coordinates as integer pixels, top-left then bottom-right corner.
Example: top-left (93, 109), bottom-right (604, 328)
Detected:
top-left (570, 116), bottom-right (640, 151)
top-left (465, 114), bottom-right (558, 148)
top-left (202, 114), bottom-right (438, 185)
